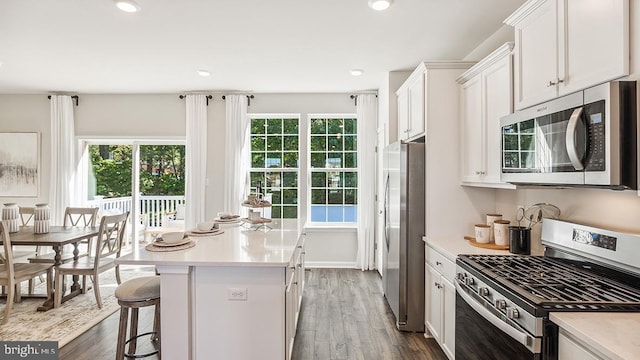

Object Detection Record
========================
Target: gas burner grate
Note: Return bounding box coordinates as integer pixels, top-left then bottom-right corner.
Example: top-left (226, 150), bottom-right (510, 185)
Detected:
top-left (463, 255), bottom-right (640, 305)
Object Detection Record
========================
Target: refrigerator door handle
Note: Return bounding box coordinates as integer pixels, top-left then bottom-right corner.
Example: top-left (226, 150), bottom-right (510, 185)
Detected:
top-left (384, 173), bottom-right (390, 251)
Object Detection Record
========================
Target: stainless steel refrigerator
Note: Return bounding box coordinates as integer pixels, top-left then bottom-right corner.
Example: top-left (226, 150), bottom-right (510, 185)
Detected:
top-left (382, 141), bottom-right (425, 332)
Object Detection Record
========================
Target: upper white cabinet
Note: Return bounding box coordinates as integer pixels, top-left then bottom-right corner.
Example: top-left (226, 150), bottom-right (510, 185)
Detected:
top-left (505, 0), bottom-right (629, 110)
top-left (458, 42), bottom-right (516, 189)
top-left (396, 62), bottom-right (474, 142)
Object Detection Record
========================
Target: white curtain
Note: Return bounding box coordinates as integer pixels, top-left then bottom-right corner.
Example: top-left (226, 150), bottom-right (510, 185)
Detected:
top-left (223, 95), bottom-right (249, 215)
top-left (49, 95), bottom-right (76, 226)
top-left (185, 95), bottom-right (208, 230)
top-left (355, 94), bottom-right (378, 270)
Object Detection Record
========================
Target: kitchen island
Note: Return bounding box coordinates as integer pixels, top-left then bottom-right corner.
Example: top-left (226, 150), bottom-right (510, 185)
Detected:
top-left (116, 224), bottom-right (305, 360)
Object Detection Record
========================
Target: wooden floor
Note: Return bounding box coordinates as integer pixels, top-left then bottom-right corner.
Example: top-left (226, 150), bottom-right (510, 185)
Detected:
top-left (60, 269), bottom-right (447, 360)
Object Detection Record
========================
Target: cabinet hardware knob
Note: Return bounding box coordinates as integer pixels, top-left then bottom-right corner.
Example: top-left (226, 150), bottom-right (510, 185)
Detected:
top-left (547, 80), bottom-right (557, 87)
top-left (557, 78), bottom-right (564, 84)
top-left (435, 261), bottom-right (442, 266)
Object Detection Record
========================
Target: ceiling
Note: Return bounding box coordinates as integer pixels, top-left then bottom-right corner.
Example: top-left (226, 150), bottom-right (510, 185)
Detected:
top-left (0, 0), bottom-right (524, 94)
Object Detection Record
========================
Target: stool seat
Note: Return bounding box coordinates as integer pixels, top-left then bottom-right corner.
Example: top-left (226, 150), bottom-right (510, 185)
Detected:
top-left (115, 276), bottom-right (160, 302)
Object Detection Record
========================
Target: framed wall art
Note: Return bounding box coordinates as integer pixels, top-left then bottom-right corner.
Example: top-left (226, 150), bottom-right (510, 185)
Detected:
top-left (0, 132), bottom-right (39, 197)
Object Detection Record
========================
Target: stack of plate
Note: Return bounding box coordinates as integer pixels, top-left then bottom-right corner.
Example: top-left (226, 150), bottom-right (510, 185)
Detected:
top-left (186, 228), bottom-right (225, 237)
top-left (214, 215), bottom-right (241, 225)
top-left (146, 236), bottom-right (196, 252)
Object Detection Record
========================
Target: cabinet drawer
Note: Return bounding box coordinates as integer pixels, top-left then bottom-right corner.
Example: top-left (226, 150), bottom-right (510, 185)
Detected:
top-left (427, 246), bottom-right (456, 281)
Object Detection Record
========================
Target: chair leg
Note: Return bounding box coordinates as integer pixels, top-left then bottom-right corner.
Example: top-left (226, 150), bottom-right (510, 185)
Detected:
top-left (28, 279), bottom-right (35, 294)
top-left (152, 302), bottom-right (160, 342)
top-left (115, 265), bottom-right (122, 285)
top-left (45, 268), bottom-right (53, 301)
top-left (128, 308), bottom-right (139, 355)
top-left (116, 306), bottom-right (129, 360)
top-left (93, 274), bottom-right (102, 309)
top-left (2, 283), bottom-right (14, 325)
top-left (54, 272), bottom-right (64, 308)
top-left (14, 283), bottom-right (22, 303)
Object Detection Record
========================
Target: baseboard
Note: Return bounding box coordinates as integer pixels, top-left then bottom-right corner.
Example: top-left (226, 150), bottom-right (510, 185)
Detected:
top-left (306, 261), bottom-right (357, 268)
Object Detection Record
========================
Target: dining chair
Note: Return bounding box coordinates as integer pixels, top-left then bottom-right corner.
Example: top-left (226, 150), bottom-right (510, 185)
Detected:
top-left (0, 221), bottom-right (54, 325)
top-left (54, 211), bottom-right (129, 309)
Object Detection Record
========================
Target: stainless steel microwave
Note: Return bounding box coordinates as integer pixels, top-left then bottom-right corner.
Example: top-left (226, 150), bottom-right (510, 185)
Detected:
top-left (500, 81), bottom-right (637, 189)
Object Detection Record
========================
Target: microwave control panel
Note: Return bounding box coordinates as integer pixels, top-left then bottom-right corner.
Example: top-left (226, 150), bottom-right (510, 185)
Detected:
top-left (584, 101), bottom-right (606, 171)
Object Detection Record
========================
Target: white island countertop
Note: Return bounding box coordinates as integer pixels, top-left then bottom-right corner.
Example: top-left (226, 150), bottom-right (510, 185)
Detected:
top-left (117, 225), bottom-right (302, 267)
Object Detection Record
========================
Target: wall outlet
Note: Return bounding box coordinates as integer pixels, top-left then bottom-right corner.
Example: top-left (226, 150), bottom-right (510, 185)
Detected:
top-left (228, 288), bottom-right (248, 301)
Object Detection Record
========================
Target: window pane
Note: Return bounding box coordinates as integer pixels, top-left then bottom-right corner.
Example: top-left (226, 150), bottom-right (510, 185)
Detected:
top-left (283, 152), bottom-right (298, 168)
top-left (267, 118), bottom-right (282, 134)
top-left (266, 152), bottom-right (281, 168)
top-left (327, 206), bottom-right (343, 222)
top-left (328, 189), bottom-right (343, 204)
top-left (344, 205), bottom-right (357, 222)
top-left (344, 172), bottom-right (358, 187)
top-left (251, 153), bottom-right (265, 168)
top-left (311, 172), bottom-right (326, 187)
top-left (344, 118), bottom-right (356, 134)
top-left (251, 118), bottom-right (266, 134)
top-left (265, 172), bottom-right (281, 188)
top-left (344, 152), bottom-right (357, 168)
top-left (328, 118), bottom-right (343, 134)
top-left (345, 189), bottom-right (357, 204)
top-left (250, 172), bottom-right (264, 190)
top-left (327, 171), bottom-right (340, 188)
top-left (282, 172), bottom-right (297, 187)
top-left (311, 205), bottom-right (326, 222)
top-left (283, 118), bottom-right (298, 134)
top-left (310, 136), bottom-right (326, 151)
top-left (326, 153), bottom-right (342, 168)
top-left (311, 189), bottom-right (326, 204)
top-left (251, 136), bottom-right (266, 151)
top-left (327, 136), bottom-right (343, 151)
top-left (344, 136), bottom-right (356, 151)
top-left (271, 190), bottom-right (282, 204)
top-left (272, 206), bottom-right (281, 218)
top-left (267, 136), bottom-right (282, 151)
top-left (282, 206), bottom-right (297, 219)
top-left (310, 118), bottom-right (326, 134)
top-left (282, 189), bottom-right (297, 204)
top-left (310, 152), bottom-right (325, 168)
top-left (283, 136), bottom-right (298, 151)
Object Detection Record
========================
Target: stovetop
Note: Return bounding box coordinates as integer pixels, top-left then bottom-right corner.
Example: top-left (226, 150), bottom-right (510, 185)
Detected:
top-left (458, 254), bottom-right (640, 312)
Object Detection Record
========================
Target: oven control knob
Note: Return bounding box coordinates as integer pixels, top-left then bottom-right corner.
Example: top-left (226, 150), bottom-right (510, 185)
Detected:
top-left (478, 287), bottom-right (489, 296)
top-left (457, 273), bottom-right (465, 281)
top-left (507, 308), bottom-right (520, 319)
top-left (464, 277), bottom-right (475, 286)
top-left (495, 300), bottom-right (507, 310)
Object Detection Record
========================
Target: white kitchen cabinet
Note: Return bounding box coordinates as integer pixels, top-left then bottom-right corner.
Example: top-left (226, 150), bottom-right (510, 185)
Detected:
top-left (425, 243), bottom-right (455, 360)
top-left (397, 62), bottom-right (473, 142)
top-left (458, 42), bottom-right (516, 189)
top-left (285, 235), bottom-right (305, 360)
top-left (558, 329), bottom-right (603, 360)
top-left (505, 0), bottom-right (629, 110)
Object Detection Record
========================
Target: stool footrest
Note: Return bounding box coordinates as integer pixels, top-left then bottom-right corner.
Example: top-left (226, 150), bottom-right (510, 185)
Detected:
top-left (123, 331), bottom-right (159, 359)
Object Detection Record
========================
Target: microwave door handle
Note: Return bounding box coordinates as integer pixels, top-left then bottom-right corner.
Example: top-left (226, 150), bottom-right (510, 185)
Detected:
top-left (455, 281), bottom-right (541, 354)
top-left (566, 107), bottom-right (585, 170)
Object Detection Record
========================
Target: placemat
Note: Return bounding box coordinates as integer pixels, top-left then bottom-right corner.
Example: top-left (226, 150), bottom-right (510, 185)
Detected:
top-left (145, 240), bottom-right (196, 252)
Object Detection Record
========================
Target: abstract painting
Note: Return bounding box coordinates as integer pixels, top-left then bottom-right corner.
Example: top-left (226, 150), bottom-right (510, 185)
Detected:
top-left (0, 132), bottom-right (39, 197)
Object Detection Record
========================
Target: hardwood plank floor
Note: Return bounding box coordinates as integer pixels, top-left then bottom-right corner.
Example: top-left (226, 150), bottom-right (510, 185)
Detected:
top-left (61, 268), bottom-right (447, 360)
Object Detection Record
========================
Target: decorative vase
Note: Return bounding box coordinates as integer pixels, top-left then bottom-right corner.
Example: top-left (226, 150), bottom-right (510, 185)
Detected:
top-left (34, 203), bottom-right (50, 234)
top-left (2, 203), bottom-right (20, 233)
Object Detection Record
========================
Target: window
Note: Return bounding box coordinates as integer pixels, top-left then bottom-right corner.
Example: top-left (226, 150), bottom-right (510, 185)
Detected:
top-left (249, 116), bottom-right (299, 219)
top-left (309, 116), bottom-right (358, 223)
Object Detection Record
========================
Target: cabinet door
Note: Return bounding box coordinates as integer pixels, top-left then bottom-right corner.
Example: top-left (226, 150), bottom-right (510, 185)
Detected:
top-left (407, 73), bottom-right (425, 138)
top-left (441, 279), bottom-right (456, 360)
top-left (558, 0), bottom-right (628, 96)
top-left (425, 264), bottom-right (443, 342)
top-left (460, 74), bottom-right (484, 183)
top-left (514, 0), bottom-right (558, 110)
top-left (397, 90), bottom-right (409, 140)
top-left (558, 330), bottom-right (602, 360)
top-left (482, 55), bottom-right (512, 184)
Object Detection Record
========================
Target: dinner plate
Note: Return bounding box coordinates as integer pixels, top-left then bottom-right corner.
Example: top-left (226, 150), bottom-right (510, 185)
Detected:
top-left (187, 229), bottom-right (223, 237)
top-left (189, 228), bottom-right (222, 234)
top-left (215, 217), bottom-right (241, 223)
top-left (154, 237), bottom-right (192, 247)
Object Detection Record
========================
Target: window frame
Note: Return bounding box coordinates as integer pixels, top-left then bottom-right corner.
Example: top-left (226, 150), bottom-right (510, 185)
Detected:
top-left (306, 113), bottom-right (358, 227)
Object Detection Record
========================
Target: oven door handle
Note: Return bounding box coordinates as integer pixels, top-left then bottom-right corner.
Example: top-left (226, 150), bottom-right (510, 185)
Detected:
top-left (566, 106), bottom-right (585, 170)
top-left (455, 281), bottom-right (541, 354)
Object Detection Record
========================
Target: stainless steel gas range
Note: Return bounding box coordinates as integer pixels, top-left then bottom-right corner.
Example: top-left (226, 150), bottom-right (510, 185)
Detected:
top-left (455, 218), bottom-right (640, 360)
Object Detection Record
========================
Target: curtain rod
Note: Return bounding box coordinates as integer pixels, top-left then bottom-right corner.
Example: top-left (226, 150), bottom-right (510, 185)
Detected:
top-left (349, 94), bottom-right (377, 106)
top-left (177, 94), bottom-right (255, 106)
top-left (222, 94), bottom-right (255, 106)
top-left (47, 95), bottom-right (79, 106)
top-left (178, 94), bottom-right (215, 106)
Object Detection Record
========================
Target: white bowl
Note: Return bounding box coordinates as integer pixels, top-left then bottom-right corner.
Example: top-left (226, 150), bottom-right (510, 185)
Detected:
top-left (162, 231), bottom-right (186, 244)
top-left (197, 221), bottom-right (215, 231)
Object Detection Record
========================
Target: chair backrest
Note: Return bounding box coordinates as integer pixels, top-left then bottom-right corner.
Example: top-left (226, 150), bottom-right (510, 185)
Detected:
top-left (0, 221), bottom-right (15, 283)
top-left (64, 207), bottom-right (99, 227)
top-left (19, 207), bottom-right (35, 226)
top-left (93, 211), bottom-right (129, 267)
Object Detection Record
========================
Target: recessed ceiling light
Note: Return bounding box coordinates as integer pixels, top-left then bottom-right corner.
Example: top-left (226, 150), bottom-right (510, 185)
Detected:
top-left (197, 69), bottom-right (211, 77)
top-left (350, 69), bottom-right (364, 76)
top-left (115, 0), bottom-right (140, 13)
top-left (368, 0), bottom-right (393, 11)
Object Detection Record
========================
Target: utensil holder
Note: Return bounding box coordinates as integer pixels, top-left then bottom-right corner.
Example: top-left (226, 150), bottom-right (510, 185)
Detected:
top-left (509, 226), bottom-right (531, 255)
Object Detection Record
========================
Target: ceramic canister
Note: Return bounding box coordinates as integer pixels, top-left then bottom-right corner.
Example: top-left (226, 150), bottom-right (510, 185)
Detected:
top-left (33, 203), bottom-right (50, 234)
top-left (2, 203), bottom-right (20, 233)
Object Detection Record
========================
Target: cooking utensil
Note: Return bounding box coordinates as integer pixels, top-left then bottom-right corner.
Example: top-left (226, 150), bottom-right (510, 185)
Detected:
top-left (515, 206), bottom-right (525, 227)
top-left (522, 203), bottom-right (561, 228)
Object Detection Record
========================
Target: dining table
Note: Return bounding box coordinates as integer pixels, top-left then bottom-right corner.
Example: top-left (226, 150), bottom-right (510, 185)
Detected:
top-left (9, 225), bottom-right (99, 311)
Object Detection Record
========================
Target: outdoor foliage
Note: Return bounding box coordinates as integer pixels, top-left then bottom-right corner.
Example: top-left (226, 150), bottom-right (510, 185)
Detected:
top-left (90, 145), bottom-right (185, 198)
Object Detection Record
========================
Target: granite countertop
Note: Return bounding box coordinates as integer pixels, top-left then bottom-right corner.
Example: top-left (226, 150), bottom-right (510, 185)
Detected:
top-left (117, 225), bottom-right (302, 267)
top-left (550, 312), bottom-right (640, 360)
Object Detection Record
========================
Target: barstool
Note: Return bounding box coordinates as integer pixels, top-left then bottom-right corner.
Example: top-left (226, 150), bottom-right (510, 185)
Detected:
top-left (115, 276), bottom-right (161, 359)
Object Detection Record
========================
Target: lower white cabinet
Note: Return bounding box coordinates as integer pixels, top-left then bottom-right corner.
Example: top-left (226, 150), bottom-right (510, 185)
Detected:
top-left (558, 329), bottom-right (603, 360)
top-left (285, 235), bottom-right (305, 360)
top-left (425, 243), bottom-right (455, 360)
